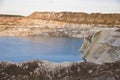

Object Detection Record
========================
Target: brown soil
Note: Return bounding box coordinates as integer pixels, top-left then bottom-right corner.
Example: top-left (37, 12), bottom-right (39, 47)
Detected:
top-left (0, 60), bottom-right (120, 80)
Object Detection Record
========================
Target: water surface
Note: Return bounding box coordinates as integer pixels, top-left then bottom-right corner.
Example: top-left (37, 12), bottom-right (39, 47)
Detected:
top-left (0, 37), bottom-right (83, 62)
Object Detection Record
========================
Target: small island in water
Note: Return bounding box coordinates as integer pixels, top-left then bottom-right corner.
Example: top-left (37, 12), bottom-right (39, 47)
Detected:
top-left (0, 12), bottom-right (120, 80)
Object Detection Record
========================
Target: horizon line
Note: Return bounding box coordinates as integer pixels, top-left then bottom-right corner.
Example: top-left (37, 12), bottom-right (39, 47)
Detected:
top-left (1, 11), bottom-right (120, 16)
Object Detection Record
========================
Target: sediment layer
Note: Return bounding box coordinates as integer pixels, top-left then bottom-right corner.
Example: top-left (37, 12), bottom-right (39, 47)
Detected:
top-left (0, 12), bottom-right (120, 37)
top-left (81, 28), bottom-right (120, 63)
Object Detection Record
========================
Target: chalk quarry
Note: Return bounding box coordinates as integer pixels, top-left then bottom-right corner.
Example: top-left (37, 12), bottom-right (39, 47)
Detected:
top-left (0, 12), bottom-right (120, 80)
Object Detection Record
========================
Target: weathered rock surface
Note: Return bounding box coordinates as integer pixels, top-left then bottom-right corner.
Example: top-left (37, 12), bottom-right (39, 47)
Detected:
top-left (0, 14), bottom-right (24, 25)
top-left (0, 60), bottom-right (120, 80)
top-left (0, 12), bottom-right (120, 37)
top-left (28, 12), bottom-right (120, 26)
top-left (0, 23), bottom-right (94, 37)
top-left (81, 28), bottom-right (120, 64)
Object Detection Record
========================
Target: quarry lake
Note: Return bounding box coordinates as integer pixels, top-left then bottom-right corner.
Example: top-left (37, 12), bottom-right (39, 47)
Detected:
top-left (0, 37), bottom-right (83, 62)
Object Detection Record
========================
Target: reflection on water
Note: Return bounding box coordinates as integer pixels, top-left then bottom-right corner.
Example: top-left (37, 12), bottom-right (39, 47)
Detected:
top-left (0, 37), bottom-right (83, 62)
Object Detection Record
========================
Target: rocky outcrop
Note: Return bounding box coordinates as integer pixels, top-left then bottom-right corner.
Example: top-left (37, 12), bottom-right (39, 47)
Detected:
top-left (0, 60), bottom-right (120, 80)
top-left (0, 12), bottom-right (120, 37)
top-left (0, 23), bottom-right (94, 37)
top-left (28, 12), bottom-right (120, 26)
top-left (81, 28), bottom-right (120, 64)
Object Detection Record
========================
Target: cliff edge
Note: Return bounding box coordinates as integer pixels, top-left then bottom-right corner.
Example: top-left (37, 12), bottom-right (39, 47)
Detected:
top-left (0, 12), bottom-right (120, 37)
top-left (28, 12), bottom-right (120, 26)
top-left (81, 28), bottom-right (120, 64)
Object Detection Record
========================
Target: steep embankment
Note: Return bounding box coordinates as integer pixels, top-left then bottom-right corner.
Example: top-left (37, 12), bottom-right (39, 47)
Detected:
top-left (0, 12), bottom-right (120, 37)
top-left (28, 12), bottom-right (120, 26)
top-left (81, 28), bottom-right (120, 64)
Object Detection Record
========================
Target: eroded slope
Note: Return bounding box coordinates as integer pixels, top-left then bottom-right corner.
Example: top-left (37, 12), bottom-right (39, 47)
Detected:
top-left (81, 28), bottom-right (120, 63)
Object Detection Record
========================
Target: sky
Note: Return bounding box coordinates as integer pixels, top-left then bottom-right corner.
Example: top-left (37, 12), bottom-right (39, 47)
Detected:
top-left (0, 0), bottom-right (120, 16)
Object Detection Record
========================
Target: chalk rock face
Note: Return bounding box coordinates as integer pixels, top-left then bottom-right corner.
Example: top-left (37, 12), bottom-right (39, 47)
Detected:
top-left (81, 28), bottom-right (120, 64)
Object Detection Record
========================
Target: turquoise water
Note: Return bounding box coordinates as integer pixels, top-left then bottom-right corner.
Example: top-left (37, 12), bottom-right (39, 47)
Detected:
top-left (0, 37), bottom-right (83, 62)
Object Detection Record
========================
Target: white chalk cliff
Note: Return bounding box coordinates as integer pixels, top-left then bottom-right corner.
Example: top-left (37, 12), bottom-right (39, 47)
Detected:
top-left (81, 28), bottom-right (120, 64)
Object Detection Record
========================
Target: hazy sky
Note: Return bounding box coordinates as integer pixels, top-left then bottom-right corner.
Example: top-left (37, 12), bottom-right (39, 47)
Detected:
top-left (0, 0), bottom-right (120, 16)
